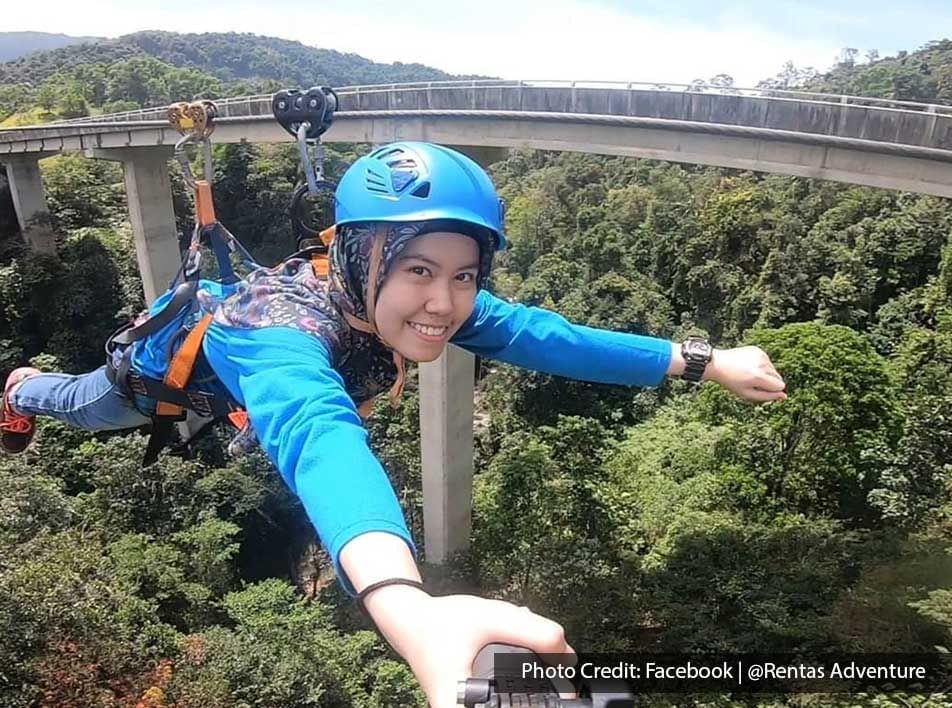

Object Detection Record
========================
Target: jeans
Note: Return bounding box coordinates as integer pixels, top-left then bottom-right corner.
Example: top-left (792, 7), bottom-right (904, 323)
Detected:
top-left (10, 365), bottom-right (153, 431)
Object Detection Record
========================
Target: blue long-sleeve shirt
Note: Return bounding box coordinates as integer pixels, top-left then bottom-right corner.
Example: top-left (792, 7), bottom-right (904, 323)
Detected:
top-left (136, 288), bottom-right (672, 596)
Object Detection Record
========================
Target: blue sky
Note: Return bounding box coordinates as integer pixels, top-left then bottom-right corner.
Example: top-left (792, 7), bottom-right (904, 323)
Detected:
top-left (595, 0), bottom-right (950, 51)
top-left (6, 0), bottom-right (951, 86)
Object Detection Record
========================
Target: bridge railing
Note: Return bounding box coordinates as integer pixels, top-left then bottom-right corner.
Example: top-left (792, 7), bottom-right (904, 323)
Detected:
top-left (33, 79), bottom-right (952, 130)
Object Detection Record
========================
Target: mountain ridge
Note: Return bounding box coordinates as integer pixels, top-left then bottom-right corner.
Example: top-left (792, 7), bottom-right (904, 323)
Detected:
top-left (0, 31), bottom-right (105, 63)
top-left (0, 30), bottom-right (487, 88)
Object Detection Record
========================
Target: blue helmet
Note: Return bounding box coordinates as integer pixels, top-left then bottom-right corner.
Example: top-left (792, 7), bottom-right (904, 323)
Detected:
top-left (334, 141), bottom-right (507, 251)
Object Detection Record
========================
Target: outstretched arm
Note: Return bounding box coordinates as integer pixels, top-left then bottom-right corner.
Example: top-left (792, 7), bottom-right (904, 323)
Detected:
top-left (452, 290), bottom-right (786, 402)
top-left (202, 323), bottom-right (417, 596)
top-left (451, 290), bottom-right (672, 387)
top-left (340, 531), bottom-right (577, 708)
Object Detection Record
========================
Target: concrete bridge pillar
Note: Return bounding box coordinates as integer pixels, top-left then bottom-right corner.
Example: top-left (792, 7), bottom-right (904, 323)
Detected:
top-left (88, 147), bottom-right (182, 305)
top-left (447, 145), bottom-right (509, 168)
top-left (4, 155), bottom-right (57, 255)
top-left (419, 344), bottom-right (477, 564)
top-left (419, 147), bottom-right (506, 565)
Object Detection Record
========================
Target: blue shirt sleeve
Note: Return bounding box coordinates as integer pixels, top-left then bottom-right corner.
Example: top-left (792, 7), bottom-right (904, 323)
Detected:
top-left (201, 323), bottom-right (417, 597)
top-left (450, 290), bottom-right (673, 387)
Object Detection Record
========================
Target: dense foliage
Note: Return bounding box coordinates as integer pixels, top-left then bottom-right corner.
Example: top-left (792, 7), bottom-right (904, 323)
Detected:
top-left (1, 30), bottom-right (952, 707)
top-left (807, 40), bottom-right (952, 102)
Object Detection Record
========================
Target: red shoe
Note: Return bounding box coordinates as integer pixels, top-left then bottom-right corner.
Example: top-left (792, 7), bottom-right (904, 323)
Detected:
top-left (1, 367), bottom-right (41, 454)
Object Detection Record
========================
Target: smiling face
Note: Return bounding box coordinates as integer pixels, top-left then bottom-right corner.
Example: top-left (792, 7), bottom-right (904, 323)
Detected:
top-left (373, 231), bottom-right (481, 363)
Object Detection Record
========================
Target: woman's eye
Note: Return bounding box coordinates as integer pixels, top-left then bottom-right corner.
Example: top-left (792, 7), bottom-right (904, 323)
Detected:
top-left (457, 272), bottom-right (476, 283)
top-left (409, 266), bottom-right (430, 276)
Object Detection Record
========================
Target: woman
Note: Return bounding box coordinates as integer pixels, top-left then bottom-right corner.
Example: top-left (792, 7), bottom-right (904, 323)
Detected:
top-left (1, 142), bottom-right (786, 707)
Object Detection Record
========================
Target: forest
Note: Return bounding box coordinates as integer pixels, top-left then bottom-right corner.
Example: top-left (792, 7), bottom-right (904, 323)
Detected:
top-left (1, 32), bottom-right (952, 708)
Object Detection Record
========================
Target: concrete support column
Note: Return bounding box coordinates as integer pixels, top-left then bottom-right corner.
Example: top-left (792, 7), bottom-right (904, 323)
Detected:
top-left (446, 145), bottom-right (509, 167)
top-left (117, 148), bottom-right (181, 305)
top-left (419, 344), bottom-right (476, 563)
top-left (89, 147), bottom-right (181, 305)
top-left (4, 155), bottom-right (57, 254)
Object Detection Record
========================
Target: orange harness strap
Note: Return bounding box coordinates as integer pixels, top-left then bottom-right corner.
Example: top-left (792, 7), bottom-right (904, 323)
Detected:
top-left (151, 313), bottom-right (248, 430)
top-left (311, 253), bottom-right (329, 278)
top-left (309, 224), bottom-right (336, 277)
top-left (227, 409), bottom-right (249, 430)
top-left (155, 313), bottom-right (215, 418)
top-left (195, 181), bottom-right (217, 227)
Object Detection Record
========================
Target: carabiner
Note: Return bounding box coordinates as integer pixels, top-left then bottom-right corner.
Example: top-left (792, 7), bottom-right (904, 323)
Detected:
top-left (173, 133), bottom-right (214, 191)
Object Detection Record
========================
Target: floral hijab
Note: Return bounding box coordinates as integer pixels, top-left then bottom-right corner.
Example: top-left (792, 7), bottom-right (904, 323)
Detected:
top-left (203, 219), bottom-right (496, 422)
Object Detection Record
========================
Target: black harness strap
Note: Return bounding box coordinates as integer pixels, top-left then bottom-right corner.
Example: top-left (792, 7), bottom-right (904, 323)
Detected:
top-left (143, 418), bottom-right (176, 467)
top-left (106, 344), bottom-right (238, 466)
top-left (109, 282), bottom-right (198, 348)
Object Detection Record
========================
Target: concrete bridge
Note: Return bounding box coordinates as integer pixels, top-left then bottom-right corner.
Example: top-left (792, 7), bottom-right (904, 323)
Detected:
top-left (2, 79), bottom-right (952, 569)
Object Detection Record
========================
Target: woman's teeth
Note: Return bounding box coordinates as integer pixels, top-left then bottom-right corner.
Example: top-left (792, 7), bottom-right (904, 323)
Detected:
top-left (409, 322), bottom-right (448, 337)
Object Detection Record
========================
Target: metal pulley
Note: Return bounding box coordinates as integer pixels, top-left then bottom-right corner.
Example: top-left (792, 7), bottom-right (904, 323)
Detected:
top-left (271, 87), bottom-right (339, 249)
top-left (168, 100), bottom-right (218, 139)
top-left (271, 86), bottom-right (338, 140)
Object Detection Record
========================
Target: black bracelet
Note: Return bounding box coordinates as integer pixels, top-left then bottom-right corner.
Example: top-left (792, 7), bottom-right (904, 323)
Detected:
top-left (356, 577), bottom-right (427, 618)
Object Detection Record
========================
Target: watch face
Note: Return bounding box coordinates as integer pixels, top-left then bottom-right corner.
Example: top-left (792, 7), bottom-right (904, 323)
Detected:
top-left (684, 339), bottom-right (712, 359)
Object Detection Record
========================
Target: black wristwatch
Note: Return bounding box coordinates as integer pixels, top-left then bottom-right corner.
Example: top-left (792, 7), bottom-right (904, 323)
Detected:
top-left (681, 337), bottom-right (712, 383)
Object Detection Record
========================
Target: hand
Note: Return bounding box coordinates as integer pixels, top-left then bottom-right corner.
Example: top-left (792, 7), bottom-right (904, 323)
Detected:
top-left (376, 591), bottom-right (577, 708)
top-left (703, 345), bottom-right (787, 402)
top-left (342, 534), bottom-right (575, 707)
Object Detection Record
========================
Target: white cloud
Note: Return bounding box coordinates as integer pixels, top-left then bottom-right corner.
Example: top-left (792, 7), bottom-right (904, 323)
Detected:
top-left (5, 0), bottom-right (845, 86)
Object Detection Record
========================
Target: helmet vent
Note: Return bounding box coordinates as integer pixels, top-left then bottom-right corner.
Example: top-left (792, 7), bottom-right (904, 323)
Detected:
top-left (410, 182), bottom-right (431, 198)
top-left (387, 157), bottom-right (417, 169)
top-left (365, 167), bottom-right (389, 194)
top-left (391, 168), bottom-right (418, 192)
top-left (373, 148), bottom-right (421, 193)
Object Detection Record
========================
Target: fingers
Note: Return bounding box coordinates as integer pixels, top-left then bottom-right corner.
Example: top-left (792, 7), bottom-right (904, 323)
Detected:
top-left (718, 347), bottom-right (788, 402)
top-left (484, 604), bottom-right (578, 701)
top-left (480, 602), bottom-right (578, 678)
top-left (486, 601), bottom-right (573, 655)
top-left (744, 387), bottom-right (787, 402)
top-left (755, 370), bottom-right (786, 393)
top-left (727, 367), bottom-right (787, 402)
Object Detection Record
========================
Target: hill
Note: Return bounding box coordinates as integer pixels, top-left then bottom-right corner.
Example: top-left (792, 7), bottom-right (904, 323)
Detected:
top-left (0, 30), bottom-right (478, 87)
top-left (0, 31), bottom-right (104, 63)
top-left (806, 39), bottom-right (952, 102)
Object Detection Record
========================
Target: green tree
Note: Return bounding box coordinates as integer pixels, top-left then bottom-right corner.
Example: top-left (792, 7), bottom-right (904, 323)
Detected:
top-left (698, 323), bottom-right (903, 523)
top-left (41, 153), bottom-right (125, 231)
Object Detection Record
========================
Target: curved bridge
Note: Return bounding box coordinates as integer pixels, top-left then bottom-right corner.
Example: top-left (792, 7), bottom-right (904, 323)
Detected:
top-left (4, 79), bottom-right (952, 197)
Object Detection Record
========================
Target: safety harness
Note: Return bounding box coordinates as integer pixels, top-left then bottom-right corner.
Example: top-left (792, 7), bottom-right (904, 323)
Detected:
top-left (105, 90), bottom-right (407, 466)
